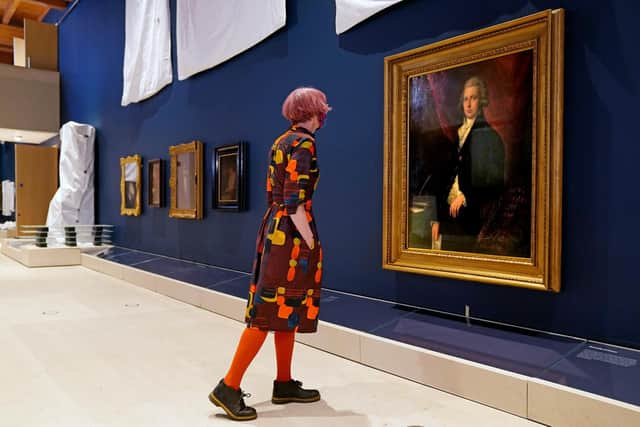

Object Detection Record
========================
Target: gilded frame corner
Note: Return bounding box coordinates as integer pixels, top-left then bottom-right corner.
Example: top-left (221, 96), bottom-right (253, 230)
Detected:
top-left (382, 9), bottom-right (564, 291)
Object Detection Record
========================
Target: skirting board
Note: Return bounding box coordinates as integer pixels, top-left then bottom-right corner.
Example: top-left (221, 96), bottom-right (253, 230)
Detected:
top-left (81, 254), bottom-right (640, 426)
top-left (527, 378), bottom-right (640, 426)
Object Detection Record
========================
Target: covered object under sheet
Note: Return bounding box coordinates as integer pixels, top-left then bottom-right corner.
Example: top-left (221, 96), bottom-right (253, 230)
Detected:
top-left (46, 122), bottom-right (95, 227)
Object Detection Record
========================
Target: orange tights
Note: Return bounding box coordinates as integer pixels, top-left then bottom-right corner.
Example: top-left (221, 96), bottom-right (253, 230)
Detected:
top-left (223, 327), bottom-right (295, 390)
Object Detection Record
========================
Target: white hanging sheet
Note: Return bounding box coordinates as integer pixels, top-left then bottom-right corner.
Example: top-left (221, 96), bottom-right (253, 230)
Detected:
top-left (46, 122), bottom-right (96, 227)
top-left (176, 0), bottom-right (286, 81)
top-left (1, 180), bottom-right (15, 216)
top-left (335, 0), bottom-right (404, 34)
top-left (121, 0), bottom-right (173, 106)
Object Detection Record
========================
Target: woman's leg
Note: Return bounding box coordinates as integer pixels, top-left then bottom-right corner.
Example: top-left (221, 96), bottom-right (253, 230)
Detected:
top-left (274, 331), bottom-right (295, 381)
top-left (271, 331), bottom-right (320, 404)
top-left (223, 327), bottom-right (268, 389)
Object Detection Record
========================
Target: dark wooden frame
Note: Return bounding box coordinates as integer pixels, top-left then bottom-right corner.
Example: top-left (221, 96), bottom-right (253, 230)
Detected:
top-left (147, 159), bottom-right (164, 208)
top-left (212, 142), bottom-right (247, 211)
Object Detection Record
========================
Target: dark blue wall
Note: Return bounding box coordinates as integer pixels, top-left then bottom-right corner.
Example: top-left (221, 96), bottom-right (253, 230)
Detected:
top-left (57, 0), bottom-right (640, 348)
top-left (0, 142), bottom-right (14, 182)
top-left (0, 142), bottom-right (15, 221)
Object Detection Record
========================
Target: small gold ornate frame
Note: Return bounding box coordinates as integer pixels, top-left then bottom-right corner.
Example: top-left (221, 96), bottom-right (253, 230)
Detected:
top-left (120, 154), bottom-right (142, 216)
top-left (169, 141), bottom-right (203, 219)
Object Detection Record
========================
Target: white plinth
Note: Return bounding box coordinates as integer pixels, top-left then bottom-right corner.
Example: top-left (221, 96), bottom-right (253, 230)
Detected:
top-left (1, 239), bottom-right (111, 267)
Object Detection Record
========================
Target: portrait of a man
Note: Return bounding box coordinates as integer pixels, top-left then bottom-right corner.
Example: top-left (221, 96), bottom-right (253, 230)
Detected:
top-left (409, 51), bottom-right (533, 257)
top-left (385, 10), bottom-right (564, 289)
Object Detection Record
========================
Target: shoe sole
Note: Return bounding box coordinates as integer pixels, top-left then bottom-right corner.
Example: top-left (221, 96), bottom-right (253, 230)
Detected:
top-left (208, 391), bottom-right (257, 421)
top-left (271, 395), bottom-right (321, 405)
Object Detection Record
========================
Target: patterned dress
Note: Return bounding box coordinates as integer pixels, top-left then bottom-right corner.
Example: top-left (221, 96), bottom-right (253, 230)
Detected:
top-left (245, 126), bottom-right (322, 333)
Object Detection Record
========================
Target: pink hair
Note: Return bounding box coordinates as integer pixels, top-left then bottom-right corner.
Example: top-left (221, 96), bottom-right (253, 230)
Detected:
top-left (281, 87), bottom-right (331, 123)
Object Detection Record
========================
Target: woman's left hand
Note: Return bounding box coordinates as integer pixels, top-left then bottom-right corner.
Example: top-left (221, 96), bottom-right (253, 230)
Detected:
top-left (449, 194), bottom-right (466, 218)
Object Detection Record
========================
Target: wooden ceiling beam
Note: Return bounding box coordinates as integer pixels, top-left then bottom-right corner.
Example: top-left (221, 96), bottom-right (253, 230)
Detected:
top-left (37, 6), bottom-right (51, 21)
top-left (0, 23), bottom-right (23, 46)
top-left (23, 0), bottom-right (67, 10)
top-left (2, 0), bottom-right (21, 25)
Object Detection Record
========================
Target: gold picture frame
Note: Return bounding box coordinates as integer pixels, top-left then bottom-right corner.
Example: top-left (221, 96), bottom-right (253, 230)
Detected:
top-left (383, 9), bottom-right (564, 291)
top-left (169, 140), bottom-right (203, 219)
top-left (120, 154), bottom-right (142, 216)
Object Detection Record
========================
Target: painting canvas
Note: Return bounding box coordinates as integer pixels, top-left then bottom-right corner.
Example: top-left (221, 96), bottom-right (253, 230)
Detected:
top-left (148, 159), bottom-right (164, 208)
top-left (124, 180), bottom-right (137, 209)
top-left (177, 151), bottom-right (195, 210)
top-left (408, 51), bottom-right (533, 258)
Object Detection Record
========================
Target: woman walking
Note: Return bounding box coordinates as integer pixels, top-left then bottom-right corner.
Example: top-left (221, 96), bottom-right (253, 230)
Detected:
top-left (209, 87), bottom-right (331, 421)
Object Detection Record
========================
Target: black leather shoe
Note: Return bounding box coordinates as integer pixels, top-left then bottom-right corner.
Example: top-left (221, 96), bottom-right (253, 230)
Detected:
top-left (208, 379), bottom-right (257, 421)
top-left (272, 379), bottom-right (321, 404)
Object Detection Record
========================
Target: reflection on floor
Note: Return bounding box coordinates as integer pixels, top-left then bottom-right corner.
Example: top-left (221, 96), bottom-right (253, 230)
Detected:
top-left (0, 252), bottom-right (541, 426)
top-left (97, 246), bottom-right (640, 408)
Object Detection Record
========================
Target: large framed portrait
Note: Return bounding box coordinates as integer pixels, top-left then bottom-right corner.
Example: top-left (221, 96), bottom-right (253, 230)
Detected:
top-left (169, 141), bottom-right (203, 219)
top-left (148, 159), bottom-right (164, 208)
top-left (120, 154), bottom-right (142, 216)
top-left (383, 10), bottom-right (564, 291)
top-left (212, 142), bottom-right (247, 211)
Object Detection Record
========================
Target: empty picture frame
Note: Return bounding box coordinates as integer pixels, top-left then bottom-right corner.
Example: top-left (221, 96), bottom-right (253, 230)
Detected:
top-left (212, 142), bottom-right (247, 211)
top-left (120, 154), bottom-right (142, 216)
top-left (148, 159), bottom-right (164, 208)
top-left (169, 141), bottom-right (203, 219)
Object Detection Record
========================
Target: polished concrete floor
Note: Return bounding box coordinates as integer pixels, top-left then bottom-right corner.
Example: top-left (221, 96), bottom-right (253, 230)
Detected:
top-left (0, 253), bottom-right (542, 427)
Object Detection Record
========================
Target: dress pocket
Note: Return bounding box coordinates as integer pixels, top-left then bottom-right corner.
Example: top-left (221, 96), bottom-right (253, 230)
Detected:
top-left (267, 215), bottom-right (286, 246)
top-left (297, 244), bottom-right (311, 274)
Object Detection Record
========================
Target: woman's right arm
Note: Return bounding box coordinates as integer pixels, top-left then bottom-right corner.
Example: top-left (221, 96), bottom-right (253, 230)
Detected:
top-left (284, 142), bottom-right (315, 249)
top-left (290, 204), bottom-right (314, 249)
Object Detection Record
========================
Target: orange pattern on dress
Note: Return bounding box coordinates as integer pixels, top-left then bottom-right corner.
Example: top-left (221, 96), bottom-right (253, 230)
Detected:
top-left (286, 159), bottom-right (298, 182)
